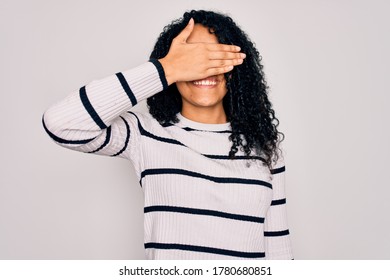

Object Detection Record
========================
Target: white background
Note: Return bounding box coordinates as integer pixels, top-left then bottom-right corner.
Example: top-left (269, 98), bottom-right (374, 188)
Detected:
top-left (1, 0), bottom-right (389, 259)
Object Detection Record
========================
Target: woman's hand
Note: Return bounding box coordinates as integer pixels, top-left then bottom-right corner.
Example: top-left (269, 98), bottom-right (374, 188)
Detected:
top-left (158, 18), bottom-right (246, 85)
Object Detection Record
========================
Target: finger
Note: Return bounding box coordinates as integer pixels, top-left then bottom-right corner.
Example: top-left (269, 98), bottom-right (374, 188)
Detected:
top-left (208, 51), bottom-right (246, 60)
top-left (208, 58), bottom-right (244, 68)
top-left (206, 65), bottom-right (235, 76)
top-left (206, 43), bottom-right (241, 52)
top-left (175, 18), bottom-right (194, 43)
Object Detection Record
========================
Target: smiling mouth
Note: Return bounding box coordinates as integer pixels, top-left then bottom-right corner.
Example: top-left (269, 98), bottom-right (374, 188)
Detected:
top-left (192, 77), bottom-right (219, 87)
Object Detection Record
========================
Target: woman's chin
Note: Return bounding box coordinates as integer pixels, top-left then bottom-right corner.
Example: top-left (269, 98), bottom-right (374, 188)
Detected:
top-left (189, 98), bottom-right (221, 108)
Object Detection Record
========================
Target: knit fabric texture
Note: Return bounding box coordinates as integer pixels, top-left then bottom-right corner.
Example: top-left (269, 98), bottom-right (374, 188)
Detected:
top-left (42, 61), bottom-right (293, 260)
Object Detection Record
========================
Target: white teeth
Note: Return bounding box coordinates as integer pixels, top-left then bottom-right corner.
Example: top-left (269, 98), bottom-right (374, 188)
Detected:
top-left (193, 80), bottom-right (217, 86)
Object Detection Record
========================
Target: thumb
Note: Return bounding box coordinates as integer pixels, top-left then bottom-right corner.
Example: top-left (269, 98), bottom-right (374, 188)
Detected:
top-left (176, 18), bottom-right (194, 43)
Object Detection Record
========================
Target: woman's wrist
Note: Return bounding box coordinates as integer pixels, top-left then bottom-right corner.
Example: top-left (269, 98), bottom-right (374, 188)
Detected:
top-left (158, 57), bottom-right (176, 86)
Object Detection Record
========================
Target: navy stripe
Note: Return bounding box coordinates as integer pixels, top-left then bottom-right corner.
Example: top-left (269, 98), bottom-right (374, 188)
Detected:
top-left (271, 198), bottom-right (286, 206)
top-left (264, 229), bottom-right (290, 237)
top-left (204, 154), bottom-right (266, 162)
top-left (79, 86), bottom-right (107, 129)
top-left (111, 117), bottom-right (130, 157)
top-left (127, 112), bottom-right (185, 146)
top-left (115, 72), bottom-right (137, 106)
top-left (271, 166), bottom-right (285, 174)
top-left (127, 112), bottom-right (268, 162)
top-left (88, 126), bottom-right (111, 153)
top-left (126, 112), bottom-right (269, 165)
top-left (139, 127), bottom-right (184, 146)
top-left (140, 168), bottom-right (272, 188)
top-left (144, 205), bottom-right (264, 224)
top-left (42, 115), bottom-right (96, 144)
top-left (144, 242), bottom-right (265, 259)
top-left (149, 58), bottom-right (168, 90)
top-left (182, 127), bottom-right (232, 133)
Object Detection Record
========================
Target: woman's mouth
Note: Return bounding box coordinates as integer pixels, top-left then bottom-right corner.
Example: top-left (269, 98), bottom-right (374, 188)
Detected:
top-left (192, 77), bottom-right (219, 88)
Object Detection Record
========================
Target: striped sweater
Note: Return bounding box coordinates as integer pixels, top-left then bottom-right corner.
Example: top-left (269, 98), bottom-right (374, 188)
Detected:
top-left (42, 60), bottom-right (293, 260)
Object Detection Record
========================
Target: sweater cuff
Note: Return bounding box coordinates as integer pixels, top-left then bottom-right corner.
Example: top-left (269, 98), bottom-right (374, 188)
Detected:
top-left (149, 58), bottom-right (168, 90)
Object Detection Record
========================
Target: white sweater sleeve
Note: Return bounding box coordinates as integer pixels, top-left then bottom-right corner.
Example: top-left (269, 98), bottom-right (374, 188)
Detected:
top-left (264, 150), bottom-right (294, 260)
top-left (42, 60), bottom-right (168, 171)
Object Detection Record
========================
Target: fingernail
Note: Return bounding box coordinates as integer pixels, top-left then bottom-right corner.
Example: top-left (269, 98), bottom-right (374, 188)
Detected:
top-left (241, 53), bottom-right (246, 58)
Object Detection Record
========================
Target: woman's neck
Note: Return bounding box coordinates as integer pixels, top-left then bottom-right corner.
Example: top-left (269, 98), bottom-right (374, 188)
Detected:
top-left (180, 106), bottom-right (228, 124)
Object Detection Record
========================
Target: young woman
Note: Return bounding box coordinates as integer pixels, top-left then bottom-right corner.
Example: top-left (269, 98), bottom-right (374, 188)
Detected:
top-left (42, 10), bottom-right (293, 260)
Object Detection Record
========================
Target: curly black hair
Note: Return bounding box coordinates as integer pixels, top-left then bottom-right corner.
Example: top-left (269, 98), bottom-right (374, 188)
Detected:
top-left (147, 10), bottom-right (284, 169)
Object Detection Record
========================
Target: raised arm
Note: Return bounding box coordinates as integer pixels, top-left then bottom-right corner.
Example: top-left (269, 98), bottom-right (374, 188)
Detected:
top-left (42, 61), bottom-right (167, 163)
top-left (42, 18), bottom-right (245, 167)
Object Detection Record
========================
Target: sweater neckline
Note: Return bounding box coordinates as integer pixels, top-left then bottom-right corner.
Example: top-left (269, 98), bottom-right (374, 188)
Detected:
top-left (176, 112), bottom-right (231, 132)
